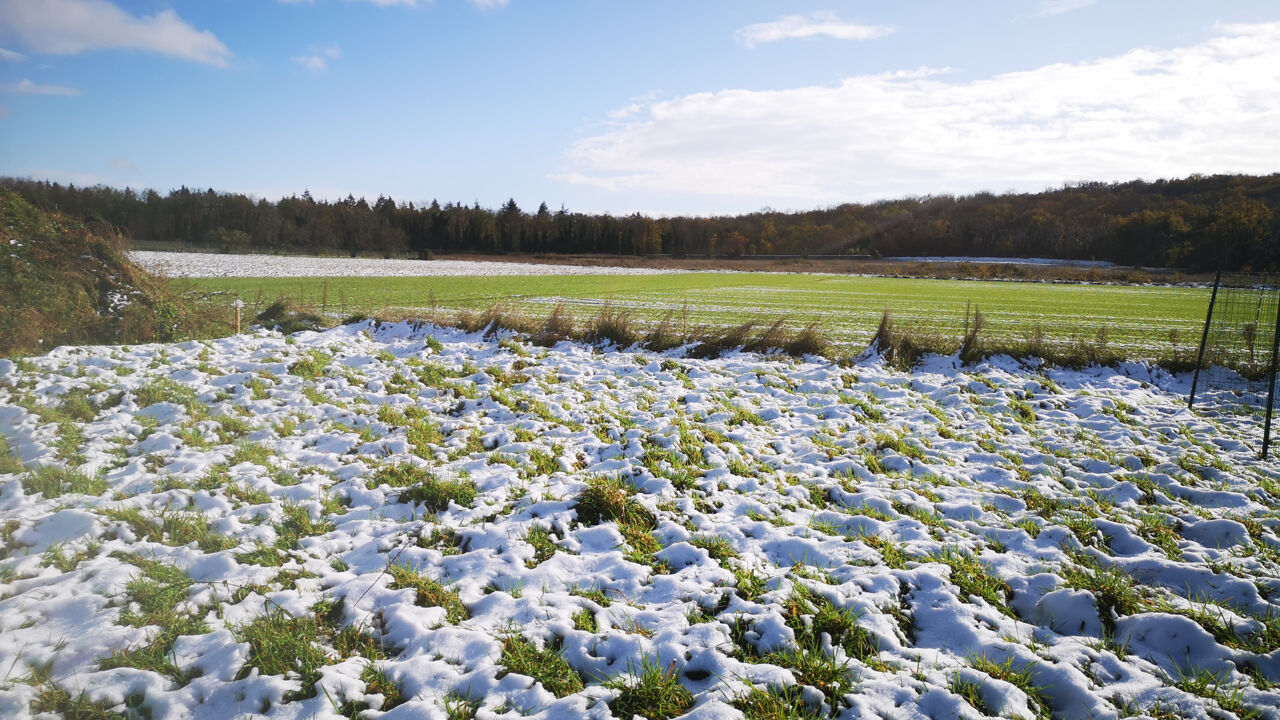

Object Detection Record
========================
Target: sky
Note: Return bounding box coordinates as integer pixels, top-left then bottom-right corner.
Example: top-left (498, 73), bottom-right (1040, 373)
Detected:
top-left (1, 0), bottom-right (1279, 216)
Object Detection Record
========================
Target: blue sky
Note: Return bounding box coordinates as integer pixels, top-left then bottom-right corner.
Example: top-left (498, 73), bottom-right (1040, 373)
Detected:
top-left (1, 0), bottom-right (1279, 215)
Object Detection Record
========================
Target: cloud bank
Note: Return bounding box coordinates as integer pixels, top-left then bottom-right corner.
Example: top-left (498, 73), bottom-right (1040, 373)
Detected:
top-left (735, 12), bottom-right (893, 48)
top-left (1039, 0), bottom-right (1098, 16)
top-left (293, 44), bottom-right (342, 72)
top-left (563, 23), bottom-right (1280, 206)
top-left (2, 78), bottom-right (79, 95)
top-left (0, 0), bottom-right (232, 67)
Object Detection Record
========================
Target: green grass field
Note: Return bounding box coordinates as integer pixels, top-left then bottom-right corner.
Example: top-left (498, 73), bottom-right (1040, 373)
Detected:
top-left (189, 273), bottom-right (1210, 359)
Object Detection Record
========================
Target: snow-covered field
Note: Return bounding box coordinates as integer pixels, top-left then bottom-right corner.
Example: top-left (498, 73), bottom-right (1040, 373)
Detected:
top-left (128, 251), bottom-right (689, 278)
top-left (2, 323), bottom-right (1279, 719)
top-left (881, 257), bottom-right (1117, 268)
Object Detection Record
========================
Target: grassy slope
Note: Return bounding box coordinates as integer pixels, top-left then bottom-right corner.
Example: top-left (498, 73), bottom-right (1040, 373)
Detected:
top-left (191, 273), bottom-right (1208, 357)
top-left (0, 191), bottom-right (193, 356)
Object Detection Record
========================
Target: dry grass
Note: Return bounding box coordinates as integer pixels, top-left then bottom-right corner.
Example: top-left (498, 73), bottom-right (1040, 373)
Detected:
top-left (0, 191), bottom-right (216, 356)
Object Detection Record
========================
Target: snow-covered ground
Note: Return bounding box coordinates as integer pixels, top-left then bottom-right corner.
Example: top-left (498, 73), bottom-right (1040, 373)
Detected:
top-left (129, 251), bottom-right (690, 278)
top-left (2, 324), bottom-right (1279, 719)
top-left (881, 256), bottom-right (1116, 268)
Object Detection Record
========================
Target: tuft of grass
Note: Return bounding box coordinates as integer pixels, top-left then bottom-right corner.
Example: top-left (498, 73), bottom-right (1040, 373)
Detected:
top-left (860, 533), bottom-right (912, 569)
top-left (522, 447), bottom-right (561, 478)
top-left (733, 683), bottom-right (825, 720)
top-left (1167, 665), bottom-right (1263, 720)
top-left (585, 305), bottom-right (638, 347)
top-left (733, 565), bottom-right (768, 600)
top-left (929, 548), bottom-right (1012, 615)
top-left (950, 675), bottom-right (998, 717)
top-left (360, 663), bottom-right (405, 710)
top-left (1059, 561), bottom-right (1146, 633)
top-left (574, 475), bottom-right (668, 571)
top-left (874, 431), bottom-right (926, 461)
top-left (498, 633), bottom-right (584, 698)
top-left (102, 506), bottom-right (235, 553)
top-left (781, 584), bottom-right (880, 666)
top-left (0, 435), bottom-right (25, 475)
top-left (605, 656), bottom-right (694, 720)
top-left (524, 524), bottom-right (557, 568)
top-left (575, 475), bottom-right (655, 528)
top-left (288, 350), bottom-right (331, 380)
top-left (274, 500), bottom-right (336, 550)
top-left (373, 462), bottom-right (477, 512)
top-left (572, 607), bottom-right (598, 632)
top-left (22, 465), bottom-right (106, 499)
top-left (116, 555), bottom-right (194, 627)
top-left (968, 654), bottom-right (1051, 720)
top-left (234, 607), bottom-right (329, 701)
top-left (401, 474), bottom-right (476, 512)
top-left (387, 563), bottom-right (469, 624)
top-left (134, 378), bottom-right (201, 413)
top-left (690, 534), bottom-right (738, 563)
top-left (30, 680), bottom-right (130, 720)
top-left (759, 646), bottom-right (852, 703)
top-left (228, 441), bottom-right (272, 466)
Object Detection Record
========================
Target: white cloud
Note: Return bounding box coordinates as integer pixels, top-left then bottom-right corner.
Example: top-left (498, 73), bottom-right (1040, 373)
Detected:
top-left (1, 78), bottom-right (79, 95)
top-left (293, 44), bottom-right (341, 72)
top-left (1039, 0), bottom-right (1097, 16)
top-left (735, 12), bottom-right (893, 48)
top-left (285, 1), bottom-right (506, 9)
top-left (0, 47), bottom-right (25, 62)
top-left (347, 0), bottom-right (423, 6)
top-left (561, 23), bottom-right (1280, 207)
top-left (0, 0), bottom-right (232, 67)
top-left (20, 168), bottom-right (112, 186)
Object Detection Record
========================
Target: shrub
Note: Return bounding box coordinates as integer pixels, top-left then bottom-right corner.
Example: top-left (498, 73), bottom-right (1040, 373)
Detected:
top-left (0, 190), bottom-right (198, 355)
top-left (586, 305), bottom-right (638, 347)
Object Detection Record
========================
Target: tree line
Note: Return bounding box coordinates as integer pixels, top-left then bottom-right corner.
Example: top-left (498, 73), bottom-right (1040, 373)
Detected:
top-left (2, 173), bottom-right (1277, 270)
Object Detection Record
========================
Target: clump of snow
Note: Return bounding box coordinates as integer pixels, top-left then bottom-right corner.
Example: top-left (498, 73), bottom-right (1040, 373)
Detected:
top-left (0, 323), bottom-right (1278, 719)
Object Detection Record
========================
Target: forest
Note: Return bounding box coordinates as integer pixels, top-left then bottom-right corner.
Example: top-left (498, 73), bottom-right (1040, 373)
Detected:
top-left (3, 173), bottom-right (1277, 270)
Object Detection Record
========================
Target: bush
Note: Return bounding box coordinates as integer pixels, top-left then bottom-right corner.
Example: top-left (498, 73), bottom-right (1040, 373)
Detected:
top-left (0, 190), bottom-right (199, 354)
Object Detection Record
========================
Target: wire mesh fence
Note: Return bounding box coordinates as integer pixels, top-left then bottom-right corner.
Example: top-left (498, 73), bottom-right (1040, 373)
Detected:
top-left (1189, 272), bottom-right (1280, 457)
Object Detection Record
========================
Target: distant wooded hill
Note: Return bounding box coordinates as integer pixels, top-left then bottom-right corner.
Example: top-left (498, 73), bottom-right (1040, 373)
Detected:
top-left (3, 173), bottom-right (1277, 270)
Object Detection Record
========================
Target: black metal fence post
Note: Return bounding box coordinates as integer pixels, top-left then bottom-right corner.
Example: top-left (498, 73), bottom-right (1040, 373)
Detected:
top-left (1261, 288), bottom-right (1280, 459)
top-left (1189, 270), bottom-right (1222, 409)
